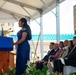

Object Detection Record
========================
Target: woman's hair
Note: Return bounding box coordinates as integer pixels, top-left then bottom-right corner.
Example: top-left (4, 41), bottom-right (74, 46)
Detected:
top-left (20, 18), bottom-right (27, 28)
top-left (68, 40), bottom-right (74, 53)
top-left (20, 18), bottom-right (32, 40)
top-left (69, 40), bottom-right (74, 49)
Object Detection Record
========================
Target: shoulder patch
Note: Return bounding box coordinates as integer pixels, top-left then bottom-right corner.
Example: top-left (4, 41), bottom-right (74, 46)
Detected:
top-left (22, 28), bottom-right (26, 30)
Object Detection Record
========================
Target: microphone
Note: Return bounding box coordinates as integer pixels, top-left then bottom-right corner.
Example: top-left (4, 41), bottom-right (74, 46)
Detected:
top-left (5, 28), bottom-right (13, 35)
top-left (7, 28), bottom-right (11, 31)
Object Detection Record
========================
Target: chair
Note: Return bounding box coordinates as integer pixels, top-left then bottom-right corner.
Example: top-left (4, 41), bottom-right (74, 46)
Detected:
top-left (63, 66), bottom-right (76, 75)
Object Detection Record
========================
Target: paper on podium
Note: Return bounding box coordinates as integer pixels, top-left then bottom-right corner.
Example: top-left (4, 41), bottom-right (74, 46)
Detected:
top-left (0, 36), bottom-right (13, 51)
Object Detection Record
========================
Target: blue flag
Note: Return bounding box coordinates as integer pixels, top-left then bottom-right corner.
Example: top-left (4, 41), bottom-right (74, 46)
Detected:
top-left (1, 27), bottom-right (4, 36)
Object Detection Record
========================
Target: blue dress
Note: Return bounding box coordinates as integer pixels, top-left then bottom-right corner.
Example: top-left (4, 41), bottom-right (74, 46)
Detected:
top-left (16, 28), bottom-right (30, 75)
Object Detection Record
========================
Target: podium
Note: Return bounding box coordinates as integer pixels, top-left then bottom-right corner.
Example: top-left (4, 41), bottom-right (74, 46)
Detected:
top-left (0, 36), bottom-right (13, 74)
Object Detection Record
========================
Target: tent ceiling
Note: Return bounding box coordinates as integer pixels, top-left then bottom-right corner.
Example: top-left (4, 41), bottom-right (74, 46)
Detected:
top-left (15, 0), bottom-right (51, 8)
top-left (0, 0), bottom-right (65, 22)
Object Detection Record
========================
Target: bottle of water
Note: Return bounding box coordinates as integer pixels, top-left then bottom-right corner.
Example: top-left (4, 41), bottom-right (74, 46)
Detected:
top-left (47, 58), bottom-right (51, 75)
top-left (48, 58), bottom-right (50, 63)
top-left (47, 58), bottom-right (53, 74)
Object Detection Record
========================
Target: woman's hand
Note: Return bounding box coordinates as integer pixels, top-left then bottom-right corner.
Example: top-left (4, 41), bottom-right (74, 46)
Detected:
top-left (13, 42), bottom-right (17, 45)
top-left (13, 42), bottom-right (15, 45)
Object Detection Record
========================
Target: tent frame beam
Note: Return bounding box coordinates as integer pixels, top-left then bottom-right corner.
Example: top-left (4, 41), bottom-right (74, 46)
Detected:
top-left (4, 0), bottom-right (41, 11)
top-left (43, 0), bottom-right (56, 12)
top-left (11, 13), bottom-right (18, 21)
top-left (41, 0), bottom-right (56, 16)
top-left (0, 8), bottom-right (30, 20)
top-left (21, 6), bottom-right (40, 26)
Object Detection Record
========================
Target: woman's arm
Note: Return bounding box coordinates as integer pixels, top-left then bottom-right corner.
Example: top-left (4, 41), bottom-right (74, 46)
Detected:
top-left (13, 32), bottom-right (27, 45)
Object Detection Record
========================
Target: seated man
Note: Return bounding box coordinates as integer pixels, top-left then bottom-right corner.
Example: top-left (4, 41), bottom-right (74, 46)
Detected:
top-left (49, 43), bottom-right (60, 61)
top-left (42, 42), bottom-right (55, 62)
top-left (36, 42), bottom-right (55, 70)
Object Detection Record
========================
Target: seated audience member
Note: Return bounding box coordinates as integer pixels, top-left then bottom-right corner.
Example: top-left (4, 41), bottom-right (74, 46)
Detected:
top-left (61, 40), bottom-right (69, 58)
top-left (49, 43), bottom-right (60, 61)
top-left (42, 42), bottom-right (55, 62)
top-left (64, 37), bottom-right (76, 67)
top-left (54, 38), bottom-right (75, 73)
top-left (36, 42), bottom-right (55, 70)
top-left (68, 40), bottom-right (74, 54)
top-left (43, 43), bottom-right (61, 65)
top-left (53, 40), bottom-right (73, 73)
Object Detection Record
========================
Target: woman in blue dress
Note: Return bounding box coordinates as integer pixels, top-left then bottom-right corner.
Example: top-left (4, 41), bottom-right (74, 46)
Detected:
top-left (13, 18), bottom-right (32, 75)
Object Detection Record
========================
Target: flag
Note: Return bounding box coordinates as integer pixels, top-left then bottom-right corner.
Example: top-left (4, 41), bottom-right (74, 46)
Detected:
top-left (1, 27), bottom-right (4, 36)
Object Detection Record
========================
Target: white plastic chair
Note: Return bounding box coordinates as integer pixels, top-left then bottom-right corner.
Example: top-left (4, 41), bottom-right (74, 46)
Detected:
top-left (63, 66), bottom-right (76, 75)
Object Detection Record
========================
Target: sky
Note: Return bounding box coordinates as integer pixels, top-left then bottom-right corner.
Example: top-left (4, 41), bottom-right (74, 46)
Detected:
top-left (14, 0), bottom-right (76, 35)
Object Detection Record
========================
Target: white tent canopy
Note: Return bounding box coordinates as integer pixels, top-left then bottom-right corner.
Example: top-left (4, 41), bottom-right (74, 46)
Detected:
top-left (0, 0), bottom-right (64, 22)
top-left (0, 0), bottom-right (65, 59)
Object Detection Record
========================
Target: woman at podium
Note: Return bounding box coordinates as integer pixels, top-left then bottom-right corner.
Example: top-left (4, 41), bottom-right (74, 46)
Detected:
top-left (13, 18), bottom-right (32, 75)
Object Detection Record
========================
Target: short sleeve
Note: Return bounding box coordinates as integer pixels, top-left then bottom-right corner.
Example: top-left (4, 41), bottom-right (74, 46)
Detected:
top-left (21, 28), bottom-right (28, 34)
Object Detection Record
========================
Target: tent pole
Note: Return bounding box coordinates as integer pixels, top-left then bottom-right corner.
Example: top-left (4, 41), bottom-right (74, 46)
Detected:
top-left (21, 6), bottom-right (43, 60)
top-left (39, 10), bottom-right (44, 59)
top-left (56, 0), bottom-right (60, 43)
top-left (27, 18), bottom-right (32, 61)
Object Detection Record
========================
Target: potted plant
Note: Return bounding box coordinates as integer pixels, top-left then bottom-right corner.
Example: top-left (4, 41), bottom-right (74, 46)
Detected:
top-left (69, 72), bottom-right (76, 75)
top-left (26, 63), bottom-right (50, 75)
top-left (4, 68), bottom-right (16, 75)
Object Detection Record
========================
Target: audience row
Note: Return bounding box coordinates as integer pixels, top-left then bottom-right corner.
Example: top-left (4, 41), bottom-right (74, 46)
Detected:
top-left (36, 36), bottom-right (76, 73)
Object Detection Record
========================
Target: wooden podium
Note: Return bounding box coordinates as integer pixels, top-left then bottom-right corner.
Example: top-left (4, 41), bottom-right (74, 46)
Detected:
top-left (0, 51), bottom-right (15, 74)
top-left (0, 36), bottom-right (13, 74)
